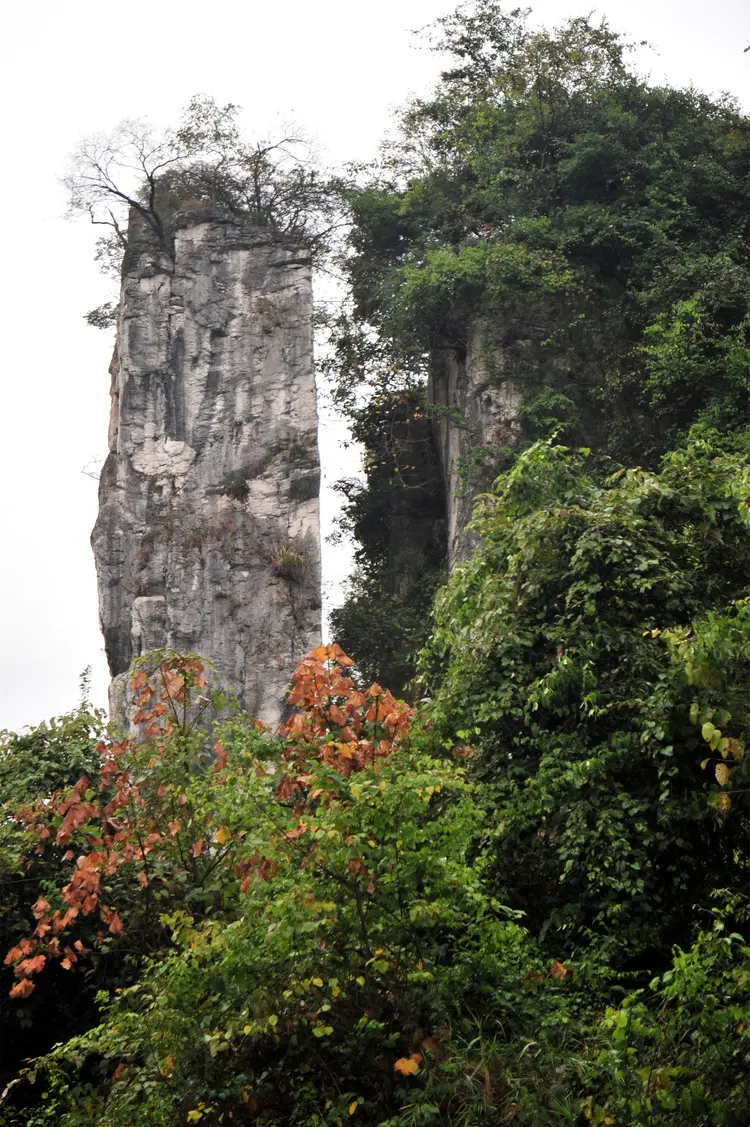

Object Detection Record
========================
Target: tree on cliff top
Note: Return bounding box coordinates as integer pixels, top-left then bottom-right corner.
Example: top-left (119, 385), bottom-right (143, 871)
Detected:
top-left (326, 1), bottom-right (748, 688)
top-left (331, 2), bottom-right (748, 460)
top-left (65, 94), bottom-right (345, 301)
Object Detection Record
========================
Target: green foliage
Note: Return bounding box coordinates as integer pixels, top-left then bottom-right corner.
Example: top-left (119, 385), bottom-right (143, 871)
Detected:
top-left (0, 707), bottom-right (106, 1088)
top-left (328, 0), bottom-right (748, 686)
top-left (11, 5), bottom-right (750, 1123)
top-left (0, 648), bottom-right (545, 1126)
top-left (330, 389), bottom-right (446, 694)
top-left (335, 2), bottom-right (749, 461)
top-left (1, 623), bottom-right (747, 1124)
top-left (582, 914), bottom-right (750, 1126)
top-left (33, 751), bottom-right (499, 1126)
top-left (0, 707), bottom-right (104, 809)
top-left (420, 433), bottom-right (750, 962)
top-left (70, 92), bottom-right (346, 304)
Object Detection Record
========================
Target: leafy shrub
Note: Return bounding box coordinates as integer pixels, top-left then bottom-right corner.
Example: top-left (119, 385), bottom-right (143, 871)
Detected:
top-left (420, 433), bottom-right (750, 963)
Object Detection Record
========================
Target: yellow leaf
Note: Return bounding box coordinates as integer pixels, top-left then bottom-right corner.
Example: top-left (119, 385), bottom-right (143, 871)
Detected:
top-left (715, 763), bottom-right (730, 786)
top-left (311, 977), bottom-right (324, 988)
top-left (214, 826), bottom-right (231, 844)
top-left (332, 985), bottom-right (341, 997)
top-left (356, 976), bottom-right (366, 986)
top-left (394, 1057), bottom-right (419, 1075)
top-left (243, 1024), bottom-right (252, 1034)
top-left (349, 1101), bottom-right (358, 1115)
top-left (187, 1112), bottom-right (203, 1123)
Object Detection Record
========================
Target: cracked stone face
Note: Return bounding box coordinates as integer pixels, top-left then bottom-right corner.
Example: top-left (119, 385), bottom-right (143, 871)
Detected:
top-left (92, 215), bottom-right (322, 729)
top-left (429, 323), bottom-right (522, 568)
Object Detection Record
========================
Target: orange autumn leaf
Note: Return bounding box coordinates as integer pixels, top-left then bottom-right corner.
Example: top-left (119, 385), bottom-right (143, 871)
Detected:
top-left (549, 960), bottom-right (569, 980)
top-left (32, 896), bottom-right (51, 919)
top-left (9, 978), bottom-right (35, 999)
top-left (394, 1056), bottom-right (420, 1076)
top-left (16, 954), bottom-right (46, 976)
top-left (4, 646), bottom-right (415, 1000)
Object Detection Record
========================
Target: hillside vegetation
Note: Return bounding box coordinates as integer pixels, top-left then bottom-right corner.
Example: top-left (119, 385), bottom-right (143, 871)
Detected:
top-left (1, 4), bottom-right (748, 1125)
top-left (329, 1), bottom-right (748, 686)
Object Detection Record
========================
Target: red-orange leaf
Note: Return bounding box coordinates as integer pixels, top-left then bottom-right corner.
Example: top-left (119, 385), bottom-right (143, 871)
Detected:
top-left (16, 954), bottom-right (46, 976)
top-left (10, 978), bottom-right (35, 998)
top-left (32, 896), bottom-right (51, 919)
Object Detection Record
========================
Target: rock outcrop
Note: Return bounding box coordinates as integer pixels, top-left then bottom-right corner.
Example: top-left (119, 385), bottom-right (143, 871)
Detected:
top-left (429, 324), bottom-right (522, 567)
top-left (92, 213), bottom-right (322, 728)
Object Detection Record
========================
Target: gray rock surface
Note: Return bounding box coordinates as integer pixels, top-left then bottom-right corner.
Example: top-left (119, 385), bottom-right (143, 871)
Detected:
top-left (429, 324), bottom-right (522, 567)
top-left (92, 214), bottom-right (322, 728)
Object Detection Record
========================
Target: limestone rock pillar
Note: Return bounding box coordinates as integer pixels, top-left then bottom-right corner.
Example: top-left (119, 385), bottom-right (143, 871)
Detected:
top-left (92, 214), bottom-right (322, 728)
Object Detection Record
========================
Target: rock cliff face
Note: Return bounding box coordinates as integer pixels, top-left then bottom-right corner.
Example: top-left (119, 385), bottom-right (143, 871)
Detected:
top-left (92, 214), bottom-right (322, 728)
top-left (429, 324), bottom-right (522, 567)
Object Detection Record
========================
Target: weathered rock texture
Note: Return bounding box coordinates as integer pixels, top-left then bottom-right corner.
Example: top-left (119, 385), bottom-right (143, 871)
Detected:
top-left (429, 324), bottom-right (522, 567)
top-left (92, 213), bottom-right (322, 728)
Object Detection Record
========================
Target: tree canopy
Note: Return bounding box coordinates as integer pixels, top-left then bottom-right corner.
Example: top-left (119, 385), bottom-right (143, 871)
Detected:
top-left (327, 0), bottom-right (749, 687)
top-left (67, 95), bottom-right (345, 326)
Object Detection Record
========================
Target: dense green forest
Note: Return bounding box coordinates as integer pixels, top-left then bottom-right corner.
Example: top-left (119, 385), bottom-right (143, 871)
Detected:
top-left (1, 3), bottom-right (748, 1124)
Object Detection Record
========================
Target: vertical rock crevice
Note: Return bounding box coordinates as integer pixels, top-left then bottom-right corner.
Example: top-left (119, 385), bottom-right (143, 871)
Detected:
top-left (429, 323), bottom-right (522, 568)
top-left (92, 213), bottom-right (322, 728)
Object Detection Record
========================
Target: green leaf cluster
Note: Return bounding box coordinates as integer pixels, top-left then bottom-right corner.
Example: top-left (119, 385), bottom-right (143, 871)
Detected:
top-left (338, 4), bottom-right (748, 460)
top-left (420, 432), bottom-right (750, 963)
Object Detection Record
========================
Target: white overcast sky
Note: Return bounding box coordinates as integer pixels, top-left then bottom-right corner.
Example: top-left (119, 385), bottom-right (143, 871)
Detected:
top-left (0, 0), bottom-right (747, 732)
